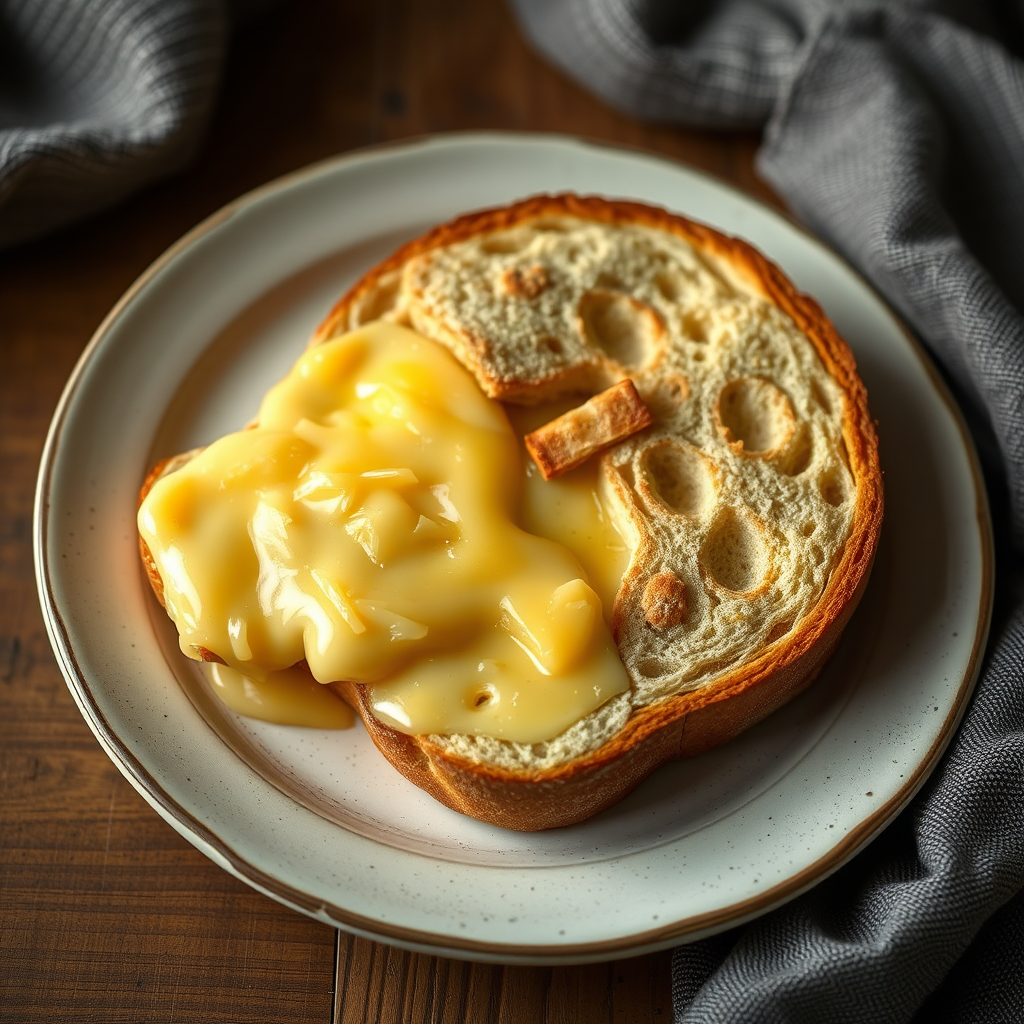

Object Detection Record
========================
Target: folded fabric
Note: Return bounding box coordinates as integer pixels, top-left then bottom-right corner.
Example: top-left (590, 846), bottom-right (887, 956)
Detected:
top-left (509, 1), bottom-right (1024, 1021)
top-left (0, 0), bottom-right (226, 249)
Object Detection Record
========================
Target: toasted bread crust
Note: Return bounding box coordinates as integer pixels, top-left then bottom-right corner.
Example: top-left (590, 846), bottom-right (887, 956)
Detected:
top-left (142, 194), bottom-right (882, 831)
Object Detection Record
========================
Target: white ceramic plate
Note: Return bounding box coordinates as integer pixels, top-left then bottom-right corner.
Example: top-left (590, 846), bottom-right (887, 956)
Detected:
top-left (36, 133), bottom-right (992, 964)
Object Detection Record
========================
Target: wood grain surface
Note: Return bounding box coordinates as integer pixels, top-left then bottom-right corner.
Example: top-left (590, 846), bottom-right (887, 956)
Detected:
top-left (0, 0), bottom-right (780, 1020)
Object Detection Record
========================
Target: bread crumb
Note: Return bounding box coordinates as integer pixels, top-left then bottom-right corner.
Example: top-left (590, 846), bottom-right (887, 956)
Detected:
top-left (642, 572), bottom-right (688, 629)
top-left (499, 264), bottom-right (551, 299)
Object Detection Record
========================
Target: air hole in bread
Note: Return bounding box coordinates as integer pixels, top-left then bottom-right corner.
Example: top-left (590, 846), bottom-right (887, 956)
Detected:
top-left (637, 656), bottom-right (673, 679)
top-left (781, 424), bottom-right (814, 476)
top-left (838, 436), bottom-right (851, 473)
top-left (716, 377), bottom-right (796, 456)
top-left (578, 290), bottom-right (664, 370)
top-left (681, 311), bottom-right (708, 343)
top-left (479, 231), bottom-right (529, 254)
top-left (819, 467), bottom-right (848, 506)
top-left (645, 374), bottom-right (689, 420)
top-left (810, 543), bottom-right (825, 566)
top-left (639, 441), bottom-right (716, 517)
top-left (539, 336), bottom-right (564, 355)
top-left (654, 269), bottom-right (686, 302)
top-left (692, 350), bottom-right (706, 362)
top-left (660, 373), bottom-right (689, 406)
top-left (595, 271), bottom-right (623, 290)
top-left (811, 379), bottom-right (833, 416)
top-left (800, 520), bottom-right (817, 537)
top-left (766, 619), bottom-right (795, 644)
top-left (353, 272), bottom-right (402, 324)
top-left (700, 507), bottom-right (769, 594)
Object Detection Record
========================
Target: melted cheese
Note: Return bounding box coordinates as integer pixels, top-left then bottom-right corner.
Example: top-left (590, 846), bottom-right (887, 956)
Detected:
top-left (201, 661), bottom-right (355, 728)
top-left (139, 322), bottom-right (630, 744)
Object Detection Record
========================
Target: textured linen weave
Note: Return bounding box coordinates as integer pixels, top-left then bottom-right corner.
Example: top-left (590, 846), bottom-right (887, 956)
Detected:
top-left (0, 0), bottom-right (226, 248)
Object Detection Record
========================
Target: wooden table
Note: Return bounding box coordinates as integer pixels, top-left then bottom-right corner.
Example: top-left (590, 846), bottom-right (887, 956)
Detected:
top-left (0, 2), bottom-right (782, 1019)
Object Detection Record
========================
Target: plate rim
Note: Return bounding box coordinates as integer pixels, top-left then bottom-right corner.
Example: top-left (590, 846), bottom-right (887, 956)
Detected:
top-left (34, 130), bottom-right (994, 962)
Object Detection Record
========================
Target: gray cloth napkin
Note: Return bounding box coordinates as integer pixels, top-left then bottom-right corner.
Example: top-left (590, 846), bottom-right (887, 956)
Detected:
top-left (0, 0), bottom-right (226, 249)
top-left (510, 0), bottom-right (1024, 1021)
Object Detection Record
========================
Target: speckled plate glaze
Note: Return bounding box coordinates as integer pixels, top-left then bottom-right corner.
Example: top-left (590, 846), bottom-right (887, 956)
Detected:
top-left (36, 134), bottom-right (992, 964)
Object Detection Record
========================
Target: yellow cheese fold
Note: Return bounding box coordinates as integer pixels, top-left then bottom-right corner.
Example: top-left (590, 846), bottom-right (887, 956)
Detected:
top-left (139, 322), bottom-right (630, 743)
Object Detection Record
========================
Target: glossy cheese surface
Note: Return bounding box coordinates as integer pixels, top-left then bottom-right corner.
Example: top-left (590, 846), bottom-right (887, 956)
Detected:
top-left (139, 322), bottom-right (630, 743)
top-left (201, 661), bottom-right (356, 728)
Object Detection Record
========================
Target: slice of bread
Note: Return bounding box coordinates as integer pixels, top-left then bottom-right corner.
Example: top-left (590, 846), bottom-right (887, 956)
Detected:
top-left (312, 195), bottom-right (882, 829)
top-left (141, 194), bottom-right (882, 831)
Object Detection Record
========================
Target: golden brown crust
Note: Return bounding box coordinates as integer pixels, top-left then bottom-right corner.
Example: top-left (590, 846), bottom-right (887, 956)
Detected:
top-left (142, 194), bottom-right (883, 831)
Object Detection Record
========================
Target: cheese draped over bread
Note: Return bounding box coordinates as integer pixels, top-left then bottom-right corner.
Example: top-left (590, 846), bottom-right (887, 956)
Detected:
top-left (323, 211), bottom-right (862, 771)
top-left (140, 204), bottom-right (870, 782)
top-left (138, 322), bottom-right (630, 743)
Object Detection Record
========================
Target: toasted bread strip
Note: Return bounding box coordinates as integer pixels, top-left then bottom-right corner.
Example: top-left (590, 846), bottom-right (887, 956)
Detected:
top-left (524, 380), bottom-right (653, 480)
